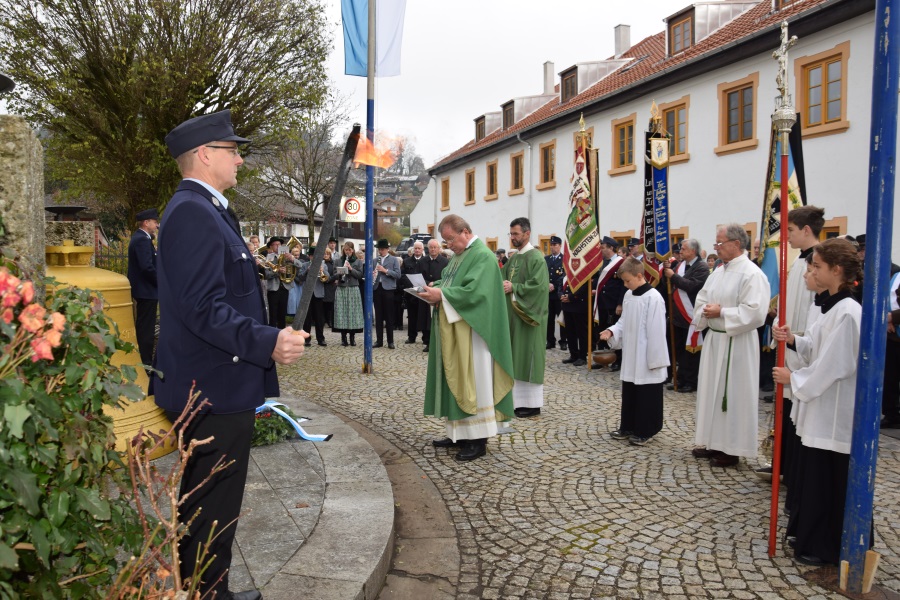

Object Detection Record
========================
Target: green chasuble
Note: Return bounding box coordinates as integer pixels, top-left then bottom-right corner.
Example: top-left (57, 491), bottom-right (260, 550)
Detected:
top-left (424, 238), bottom-right (515, 422)
top-left (501, 246), bottom-right (550, 384)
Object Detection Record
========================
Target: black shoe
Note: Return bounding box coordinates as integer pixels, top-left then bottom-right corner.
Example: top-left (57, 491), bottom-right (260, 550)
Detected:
top-left (432, 437), bottom-right (460, 448)
top-left (881, 417), bottom-right (900, 428)
top-left (794, 552), bottom-right (829, 567)
top-left (304, 341), bottom-right (311, 347)
top-left (388, 343), bottom-right (395, 349)
top-left (559, 343), bottom-right (568, 351)
top-left (679, 385), bottom-right (695, 393)
top-left (423, 345), bottom-right (429, 352)
top-left (317, 340), bottom-right (327, 347)
top-left (373, 341), bottom-right (383, 348)
top-left (406, 339), bottom-right (416, 344)
top-left (230, 591), bottom-right (263, 600)
top-left (341, 335), bottom-right (348, 347)
top-left (572, 358), bottom-right (586, 367)
top-left (562, 356), bottom-right (577, 364)
top-left (515, 407), bottom-right (541, 418)
top-left (350, 337), bottom-right (357, 346)
top-left (610, 429), bottom-right (633, 440)
top-left (762, 394), bottom-right (774, 403)
top-left (610, 363), bottom-right (621, 372)
top-left (455, 439), bottom-right (486, 461)
top-left (546, 342), bottom-right (555, 350)
top-left (666, 383), bottom-right (676, 391)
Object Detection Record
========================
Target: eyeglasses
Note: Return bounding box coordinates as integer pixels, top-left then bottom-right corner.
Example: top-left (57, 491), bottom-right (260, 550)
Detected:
top-left (203, 144), bottom-right (241, 157)
top-left (713, 239), bottom-right (737, 249)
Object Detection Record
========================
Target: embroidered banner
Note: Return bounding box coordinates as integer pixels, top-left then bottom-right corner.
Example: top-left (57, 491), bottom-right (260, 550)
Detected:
top-left (563, 135), bottom-right (604, 291)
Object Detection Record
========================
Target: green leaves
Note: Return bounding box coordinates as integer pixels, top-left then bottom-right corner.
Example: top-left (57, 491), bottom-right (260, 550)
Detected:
top-left (2, 403), bottom-right (31, 439)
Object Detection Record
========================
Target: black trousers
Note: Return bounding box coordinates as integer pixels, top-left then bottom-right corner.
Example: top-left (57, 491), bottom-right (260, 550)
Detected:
top-left (324, 300), bottom-right (334, 328)
top-left (620, 381), bottom-right (664, 438)
top-left (267, 286), bottom-right (289, 329)
top-left (547, 295), bottom-right (561, 346)
top-left (165, 409), bottom-right (255, 597)
top-left (563, 310), bottom-right (587, 360)
top-left (788, 445), bottom-right (850, 564)
top-left (406, 294), bottom-right (420, 341)
top-left (303, 296), bottom-right (325, 342)
top-left (373, 286), bottom-right (395, 343)
top-left (133, 297), bottom-right (157, 371)
top-left (883, 339), bottom-right (900, 420)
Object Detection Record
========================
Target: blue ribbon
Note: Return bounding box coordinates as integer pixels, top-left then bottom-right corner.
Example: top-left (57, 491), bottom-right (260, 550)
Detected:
top-left (255, 399), bottom-right (332, 442)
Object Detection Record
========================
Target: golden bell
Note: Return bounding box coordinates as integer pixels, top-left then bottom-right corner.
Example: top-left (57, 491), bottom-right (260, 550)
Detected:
top-left (45, 240), bottom-right (174, 459)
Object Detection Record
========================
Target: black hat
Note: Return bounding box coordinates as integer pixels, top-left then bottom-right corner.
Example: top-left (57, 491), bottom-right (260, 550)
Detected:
top-left (136, 208), bottom-right (159, 222)
top-left (376, 238), bottom-right (391, 249)
top-left (855, 234), bottom-right (866, 247)
top-left (165, 109), bottom-right (250, 158)
top-left (0, 72), bottom-right (15, 96)
top-left (628, 237), bottom-right (641, 248)
top-left (549, 235), bottom-right (562, 245)
top-left (329, 237), bottom-right (338, 243)
top-left (672, 242), bottom-right (682, 253)
top-left (266, 236), bottom-right (283, 246)
top-left (601, 236), bottom-right (619, 248)
top-left (496, 249), bottom-right (506, 255)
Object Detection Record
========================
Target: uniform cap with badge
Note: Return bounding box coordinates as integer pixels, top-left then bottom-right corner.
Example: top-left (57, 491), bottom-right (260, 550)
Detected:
top-left (136, 208), bottom-right (159, 222)
top-left (164, 109), bottom-right (250, 158)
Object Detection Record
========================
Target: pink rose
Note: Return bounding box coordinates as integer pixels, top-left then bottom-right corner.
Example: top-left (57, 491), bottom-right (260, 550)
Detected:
top-left (2, 291), bottom-right (21, 308)
top-left (1, 308), bottom-right (13, 324)
top-left (44, 328), bottom-right (63, 348)
top-left (20, 281), bottom-right (34, 305)
top-left (18, 303), bottom-right (47, 334)
top-left (50, 312), bottom-right (66, 332)
top-left (30, 336), bottom-right (54, 362)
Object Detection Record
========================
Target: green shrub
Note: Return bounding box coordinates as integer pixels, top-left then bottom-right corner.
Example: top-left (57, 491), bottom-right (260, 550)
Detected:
top-left (0, 255), bottom-right (145, 599)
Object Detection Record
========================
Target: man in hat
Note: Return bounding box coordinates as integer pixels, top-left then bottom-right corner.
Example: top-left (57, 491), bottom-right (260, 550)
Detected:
top-left (328, 236), bottom-right (339, 254)
top-left (127, 207), bottom-right (160, 375)
top-left (419, 214), bottom-right (515, 461)
top-left (663, 238), bottom-right (709, 392)
top-left (545, 235), bottom-right (566, 351)
top-left (855, 234), bottom-right (866, 260)
top-left (502, 218), bottom-right (549, 418)
top-left (373, 238), bottom-right (401, 348)
top-left (156, 109), bottom-right (307, 600)
top-left (264, 236), bottom-right (294, 328)
top-left (628, 237), bottom-right (644, 260)
top-left (595, 236), bottom-right (626, 370)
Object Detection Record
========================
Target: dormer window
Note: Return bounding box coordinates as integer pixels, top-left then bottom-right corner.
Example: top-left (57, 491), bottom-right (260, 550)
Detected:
top-left (502, 101), bottom-right (515, 130)
top-left (669, 11), bottom-right (693, 55)
top-left (475, 117), bottom-right (486, 142)
top-left (775, 0), bottom-right (796, 9)
top-left (561, 68), bottom-right (578, 103)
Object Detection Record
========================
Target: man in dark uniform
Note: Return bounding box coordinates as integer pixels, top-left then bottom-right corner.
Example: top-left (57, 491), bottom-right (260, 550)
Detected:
top-left (156, 110), bottom-right (307, 600)
top-left (663, 238), bottom-right (709, 392)
top-left (545, 235), bottom-right (566, 351)
top-left (560, 276), bottom-right (592, 367)
top-left (127, 207), bottom-right (159, 375)
top-left (402, 241), bottom-right (427, 344)
top-left (419, 239), bottom-right (449, 352)
top-left (596, 237), bottom-right (627, 371)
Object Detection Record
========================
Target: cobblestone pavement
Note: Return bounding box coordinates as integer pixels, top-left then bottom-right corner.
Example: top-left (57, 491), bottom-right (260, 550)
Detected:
top-left (279, 328), bottom-right (900, 599)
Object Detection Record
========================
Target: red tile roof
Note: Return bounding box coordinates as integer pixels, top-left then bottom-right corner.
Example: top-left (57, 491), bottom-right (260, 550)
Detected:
top-left (431, 0), bottom-right (838, 171)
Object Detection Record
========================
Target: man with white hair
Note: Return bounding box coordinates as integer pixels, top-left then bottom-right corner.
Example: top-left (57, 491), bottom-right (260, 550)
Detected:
top-left (691, 224), bottom-right (770, 468)
top-left (402, 240), bottom-right (427, 344)
top-left (663, 238), bottom-right (709, 392)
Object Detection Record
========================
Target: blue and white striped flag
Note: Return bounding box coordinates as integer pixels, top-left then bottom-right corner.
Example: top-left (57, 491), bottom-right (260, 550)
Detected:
top-left (342, 0), bottom-right (406, 77)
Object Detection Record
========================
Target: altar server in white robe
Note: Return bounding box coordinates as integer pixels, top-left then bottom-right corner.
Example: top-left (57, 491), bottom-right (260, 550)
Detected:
top-left (600, 258), bottom-right (669, 445)
top-left (773, 237), bottom-right (864, 566)
top-left (691, 224), bottom-right (770, 467)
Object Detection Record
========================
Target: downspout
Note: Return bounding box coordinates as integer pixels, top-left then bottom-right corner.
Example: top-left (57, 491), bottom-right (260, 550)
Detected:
top-left (516, 133), bottom-right (533, 224)
top-left (431, 175), bottom-right (438, 234)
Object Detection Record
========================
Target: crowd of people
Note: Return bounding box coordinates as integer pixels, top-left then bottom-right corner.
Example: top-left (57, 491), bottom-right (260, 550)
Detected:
top-left (125, 109), bottom-right (894, 594)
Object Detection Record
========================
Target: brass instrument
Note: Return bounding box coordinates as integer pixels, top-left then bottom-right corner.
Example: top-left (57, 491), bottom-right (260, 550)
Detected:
top-left (318, 265), bottom-right (330, 282)
top-left (277, 252), bottom-right (297, 284)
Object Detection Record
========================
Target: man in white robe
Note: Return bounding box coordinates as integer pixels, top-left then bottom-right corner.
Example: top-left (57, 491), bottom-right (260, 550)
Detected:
top-left (691, 224), bottom-right (770, 467)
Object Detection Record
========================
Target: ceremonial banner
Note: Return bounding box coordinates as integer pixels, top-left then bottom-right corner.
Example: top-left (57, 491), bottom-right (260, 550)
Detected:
top-left (342, 0), bottom-right (407, 77)
top-left (640, 131), bottom-right (663, 287)
top-left (758, 118), bottom-right (806, 307)
top-left (563, 137), bottom-right (604, 291)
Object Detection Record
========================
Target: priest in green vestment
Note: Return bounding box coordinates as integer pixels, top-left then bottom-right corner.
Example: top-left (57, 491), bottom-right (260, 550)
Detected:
top-left (418, 214), bottom-right (515, 462)
top-left (502, 217), bottom-right (550, 418)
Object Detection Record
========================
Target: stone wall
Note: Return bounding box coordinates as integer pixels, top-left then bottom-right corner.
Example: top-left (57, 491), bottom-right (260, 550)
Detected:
top-left (0, 115), bottom-right (44, 275)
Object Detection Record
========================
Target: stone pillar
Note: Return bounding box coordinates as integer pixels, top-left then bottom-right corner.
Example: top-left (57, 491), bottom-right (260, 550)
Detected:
top-left (0, 115), bottom-right (45, 275)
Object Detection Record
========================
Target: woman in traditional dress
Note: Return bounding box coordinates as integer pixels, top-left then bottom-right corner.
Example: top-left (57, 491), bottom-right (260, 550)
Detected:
top-left (333, 241), bottom-right (364, 346)
top-left (773, 237), bottom-right (864, 566)
top-left (285, 243), bottom-right (305, 318)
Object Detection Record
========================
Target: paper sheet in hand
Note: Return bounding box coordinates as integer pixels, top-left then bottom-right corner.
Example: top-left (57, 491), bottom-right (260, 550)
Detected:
top-left (405, 285), bottom-right (436, 305)
top-left (407, 273), bottom-right (426, 287)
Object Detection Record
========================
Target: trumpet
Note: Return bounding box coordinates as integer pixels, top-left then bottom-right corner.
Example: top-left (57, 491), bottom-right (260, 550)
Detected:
top-left (318, 267), bottom-right (330, 282)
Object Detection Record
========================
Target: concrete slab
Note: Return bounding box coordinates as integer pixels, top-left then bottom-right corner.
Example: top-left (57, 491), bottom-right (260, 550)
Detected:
top-left (263, 573), bottom-right (365, 600)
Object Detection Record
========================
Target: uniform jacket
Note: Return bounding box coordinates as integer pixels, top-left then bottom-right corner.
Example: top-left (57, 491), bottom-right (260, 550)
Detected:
top-left (127, 228), bottom-right (158, 300)
top-left (545, 253), bottom-right (565, 296)
top-left (596, 259), bottom-right (626, 310)
top-left (401, 254), bottom-right (426, 289)
top-left (668, 257), bottom-right (710, 328)
top-left (373, 253), bottom-right (401, 290)
top-left (154, 180), bottom-right (279, 414)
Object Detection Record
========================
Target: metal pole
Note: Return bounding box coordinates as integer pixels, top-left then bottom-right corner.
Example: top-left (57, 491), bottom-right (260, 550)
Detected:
top-left (362, 0), bottom-right (376, 373)
top-left (840, 0), bottom-right (898, 590)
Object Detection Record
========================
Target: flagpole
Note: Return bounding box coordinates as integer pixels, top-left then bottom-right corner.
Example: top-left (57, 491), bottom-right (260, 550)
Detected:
top-left (840, 0), bottom-right (898, 591)
top-left (583, 128), bottom-right (593, 370)
top-left (362, 0), bottom-right (376, 373)
top-left (768, 21), bottom-right (797, 557)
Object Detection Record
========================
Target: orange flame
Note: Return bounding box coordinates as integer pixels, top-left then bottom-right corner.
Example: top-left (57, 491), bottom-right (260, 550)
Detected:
top-left (354, 135), bottom-right (396, 169)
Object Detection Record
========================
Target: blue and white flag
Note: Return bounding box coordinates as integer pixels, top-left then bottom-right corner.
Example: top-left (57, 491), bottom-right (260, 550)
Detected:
top-left (342, 0), bottom-right (406, 77)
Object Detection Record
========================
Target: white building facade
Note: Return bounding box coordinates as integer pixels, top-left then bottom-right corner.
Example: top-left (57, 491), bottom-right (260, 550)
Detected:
top-left (411, 0), bottom-right (898, 260)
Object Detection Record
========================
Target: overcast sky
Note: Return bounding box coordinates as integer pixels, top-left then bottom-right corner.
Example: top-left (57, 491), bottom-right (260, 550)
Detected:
top-left (323, 0), bottom-right (692, 167)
